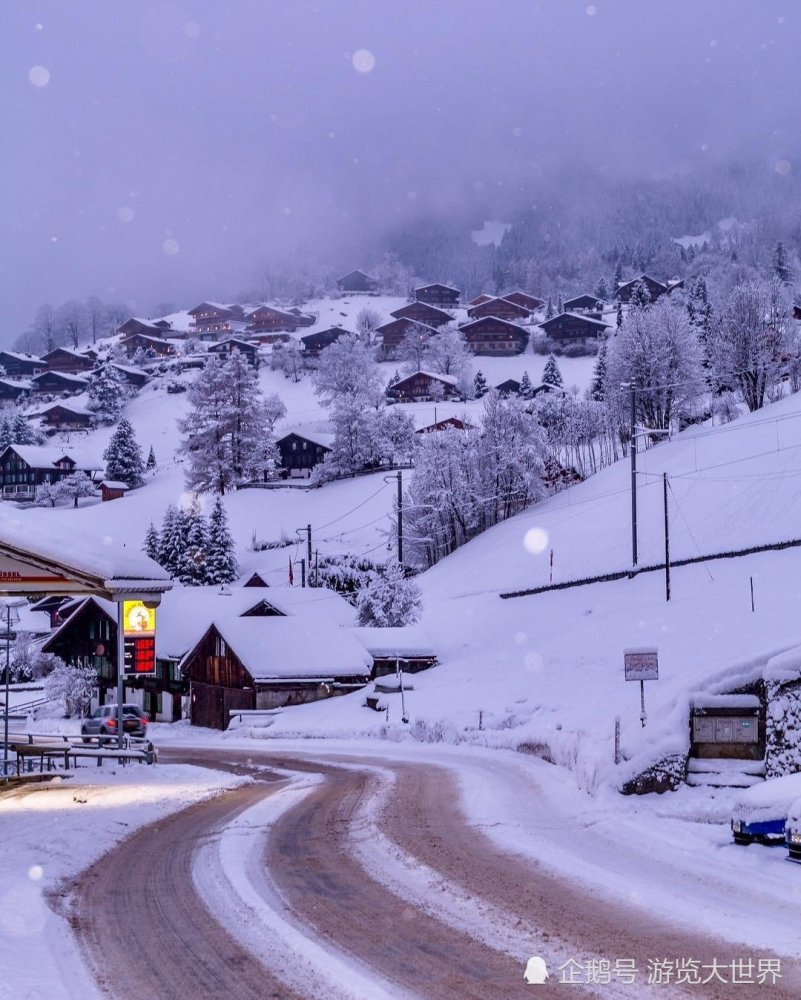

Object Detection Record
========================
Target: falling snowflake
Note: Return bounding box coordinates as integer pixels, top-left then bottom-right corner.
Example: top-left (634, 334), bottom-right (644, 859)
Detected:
top-left (352, 49), bottom-right (376, 73)
top-left (116, 207), bottom-right (135, 223)
top-left (163, 238), bottom-right (180, 255)
top-left (523, 527), bottom-right (549, 554)
top-left (28, 65), bottom-right (50, 87)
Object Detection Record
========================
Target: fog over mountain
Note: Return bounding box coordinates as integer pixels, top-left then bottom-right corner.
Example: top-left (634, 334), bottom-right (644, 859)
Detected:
top-left (1, 0), bottom-right (799, 336)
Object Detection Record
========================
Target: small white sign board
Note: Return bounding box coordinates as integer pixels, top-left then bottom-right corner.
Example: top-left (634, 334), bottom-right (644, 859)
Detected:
top-left (624, 647), bottom-right (658, 682)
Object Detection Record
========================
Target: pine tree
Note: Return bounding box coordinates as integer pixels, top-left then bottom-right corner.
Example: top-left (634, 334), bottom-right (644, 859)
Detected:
top-left (10, 412), bottom-right (37, 445)
top-left (473, 370), bottom-right (489, 397)
top-left (356, 559), bottom-right (422, 627)
top-left (143, 522), bottom-right (160, 562)
top-left (103, 417), bottom-right (145, 487)
top-left (589, 344), bottom-right (607, 401)
top-left (206, 497), bottom-right (238, 585)
top-left (556, 293), bottom-right (564, 314)
top-left (616, 300), bottom-right (624, 329)
top-left (773, 241), bottom-right (793, 285)
top-left (613, 258), bottom-right (624, 294)
top-left (629, 280), bottom-right (651, 310)
top-left (87, 362), bottom-right (124, 424)
top-left (542, 355), bottom-right (563, 388)
top-left (146, 445), bottom-right (156, 471)
top-left (0, 417), bottom-right (12, 451)
top-left (594, 277), bottom-right (609, 301)
top-left (388, 369), bottom-right (401, 388)
top-left (178, 498), bottom-right (210, 585)
top-left (545, 297), bottom-right (554, 319)
top-left (158, 505), bottom-right (185, 577)
top-left (519, 371), bottom-right (533, 400)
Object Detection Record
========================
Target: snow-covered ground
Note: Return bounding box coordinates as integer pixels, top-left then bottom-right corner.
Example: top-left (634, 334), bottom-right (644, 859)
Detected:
top-left (0, 764), bottom-right (244, 1000)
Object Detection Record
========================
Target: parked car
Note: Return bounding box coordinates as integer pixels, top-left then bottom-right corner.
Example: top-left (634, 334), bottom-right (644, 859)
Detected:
top-left (81, 704), bottom-right (148, 740)
top-left (785, 798), bottom-right (801, 862)
top-left (730, 773), bottom-right (801, 845)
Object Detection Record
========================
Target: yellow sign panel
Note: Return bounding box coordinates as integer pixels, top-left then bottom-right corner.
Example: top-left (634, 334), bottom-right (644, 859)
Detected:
top-left (122, 600), bottom-right (156, 637)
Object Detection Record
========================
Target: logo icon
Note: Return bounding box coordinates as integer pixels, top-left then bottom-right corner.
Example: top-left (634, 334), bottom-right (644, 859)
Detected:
top-left (524, 956), bottom-right (549, 984)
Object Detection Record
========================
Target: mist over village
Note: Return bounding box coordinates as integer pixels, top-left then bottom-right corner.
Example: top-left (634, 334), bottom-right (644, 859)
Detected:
top-left (1, 3), bottom-right (801, 997)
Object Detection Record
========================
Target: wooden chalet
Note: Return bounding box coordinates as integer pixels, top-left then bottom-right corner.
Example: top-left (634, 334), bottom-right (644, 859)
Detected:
top-left (415, 417), bottom-right (474, 434)
top-left (563, 294), bottom-right (604, 315)
top-left (495, 378), bottom-right (522, 397)
top-left (287, 308), bottom-right (316, 328)
top-left (120, 333), bottom-right (175, 358)
top-left (0, 445), bottom-right (100, 500)
top-left (109, 363), bottom-right (149, 388)
top-left (117, 317), bottom-right (172, 338)
top-left (539, 312), bottom-right (609, 341)
top-left (208, 338), bottom-right (259, 367)
top-left (458, 316), bottom-right (528, 355)
top-left (276, 430), bottom-right (333, 477)
top-left (615, 274), bottom-right (683, 303)
top-left (376, 318), bottom-right (438, 359)
top-left (336, 269), bottom-right (379, 293)
top-left (247, 330), bottom-right (292, 346)
top-left (0, 379), bottom-right (32, 405)
top-left (467, 297), bottom-right (531, 322)
top-left (503, 291), bottom-right (544, 311)
top-left (0, 352), bottom-right (46, 378)
top-left (30, 371), bottom-right (89, 395)
top-left (351, 626), bottom-right (437, 678)
top-left (300, 328), bottom-right (346, 357)
top-left (42, 347), bottom-right (95, 374)
top-left (100, 480), bottom-right (128, 502)
top-left (468, 294), bottom-right (493, 306)
top-left (183, 618), bottom-right (372, 727)
top-left (390, 302), bottom-right (452, 328)
top-left (188, 302), bottom-right (245, 334)
top-left (414, 283), bottom-right (461, 308)
top-left (28, 403), bottom-right (93, 432)
top-left (386, 370), bottom-right (461, 403)
top-left (246, 305), bottom-right (301, 334)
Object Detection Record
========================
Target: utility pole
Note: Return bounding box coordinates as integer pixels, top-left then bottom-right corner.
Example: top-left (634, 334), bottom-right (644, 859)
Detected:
top-left (299, 558), bottom-right (306, 589)
top-left (663, 473), bottom-right (671, 602)
top-left (629, 382), bottom-right (638, 567)
top-left (397, 470), bottom-right (403, 565)
top-left (306, 524), bottom-right (312, 582)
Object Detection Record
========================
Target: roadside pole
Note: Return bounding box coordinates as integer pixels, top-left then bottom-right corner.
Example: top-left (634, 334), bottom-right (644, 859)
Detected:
top-left (116, 601), bottom-right (125, 749)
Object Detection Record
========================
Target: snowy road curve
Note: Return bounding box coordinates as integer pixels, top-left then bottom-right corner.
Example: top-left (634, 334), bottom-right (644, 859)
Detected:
top-left (68, 746), bottom-right (801, 1000)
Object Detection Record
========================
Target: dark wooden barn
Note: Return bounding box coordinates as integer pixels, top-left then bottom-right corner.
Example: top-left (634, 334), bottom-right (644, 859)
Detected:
top-left (495, 378), bottom-right (522, 397)
top-left (119, 333), bottom-right (175, 358)
top-left (208, 338), bottom-right (259, 367)
top-left (503, 291), bottom-right (544, 311)
top-left (0, 445), bottom-right (100, 499)
top-left (458, 316), bottom-right (528, 355)
top-left (376, 318), bottom-right (438, 359)
top-left (276, 430), bottom-right (334, 477)
top-left (336, 269), bottom-right (379, 293)
top-left (188, 302), bottom-right (245, 334)
top-left (117, 317), bottom-right (172, 338)
top-left (563, 294), bottom-right (605, 315)
top-left (615, 275), bottom-right (683, 303)
top-left (300, 328), bottom-right (346, 357)
top-left (390, 302), bottom-right (453, 328)
top-left (0, 352), bottom-right (46, 378)
top-left (245, 305), bottom-right (301, 333)
top-left (30, 371), bottom-right (90, 395)
top-left (386, 370), bottom-right (461, 403)
top-left (42, 347), bottom-right (96, 374)
top-left (539, 312), bottom-right (609, 341)
top-left (0, 378), bottom-right (32, 405)
top-left (414, 283), bottom-right (461, 308)
top-left (29, 403), bottom-right (94, 432)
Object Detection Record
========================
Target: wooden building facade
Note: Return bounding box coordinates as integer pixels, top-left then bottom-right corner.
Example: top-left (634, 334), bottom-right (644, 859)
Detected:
top-left (276, 431), bottom-right (333, 477)
top-left (42, 348), bottom-right (95, 374)
top-left (336, 269), bottom-right (379, 293)
top-left (414, 283), bottom-right (461, 308)
top-left (386, 371), bottom-right (461, 403)
top-left (458, 316), bottom-right (528, 355)
top-left (300, 328), bottom-right (345, 357)
top-left (539, 312), bottom-right (609, 341)
top-left (467, 297), bottom-right (531, 322)
top-left (390, 302), bottom-right (452, 328)
top-left (0, 352), bottom-right (46, 378)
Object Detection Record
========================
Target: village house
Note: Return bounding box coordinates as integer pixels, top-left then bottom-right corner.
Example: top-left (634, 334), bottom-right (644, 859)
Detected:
top-left (468, 294), bottom-right (493, 306)
top-left (415, 416), bottom-right (475, 434)
top-left (100, 480), bottom-right (129, 502)
top-left (539, 312), bottom-right (610, 342)
top-left (387, 370), bottom-right (462, 403)
top-left (467, 297), bottom-right (532, 322)
top-left (187, 302), bottom-right (246, 335)
top-left (390, 302), bottom-right (453, 328)
top-left (247, 330), bottom-right (292, 346)
top-left (42, 347), bottom-right (96, 375)
top-left (458, 316), bottom-right (529, 355)
top-left (119, 333), bottom-right (175, 359)
top-left (376, 318), bottom-right (438, 359)
top-left (336, 269), bottom-right (380, 293)
top-left (28, 403), bottom-right (94, 433)
top-left (183, 617), bottom-right (373, 725)
top-left (276, 429), bottom-right (334, 477)
top-left (0, 379), bottom-right (32, 406)
top-left (351, 626), bottom-right (437, 678)
top-left (414, 283), bottom-right (461, 308)
top-left (503, 291), bottom-right (545, 312)
top-left (0, 445), bottom-right (100, 499)
top-left (108, 363), bottom-right (150, 388)
top-left (300, 327), bottom-right (346, 358)
top-left (245, 305), bottom-right (301, 334)
top-left (287, 307), bottom-right (316, 328)
top-left (563, 294), bottom-right (605, 316)
top-left (615, 274), bottom-right (684, 303)
top-left (30, 371), bottom-right (90, 395)
top-left (207, 338), bottom-right (259, 367)
top-left (0, 352), bottom-right (46, 378)
top-left (495, 378), bottom-right (522, 397)
top-left (117, 317), bottom-right (172, 338)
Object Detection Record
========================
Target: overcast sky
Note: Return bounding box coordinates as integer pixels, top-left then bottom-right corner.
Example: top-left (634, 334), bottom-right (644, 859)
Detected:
top-left (1, 0), bottom-right (798, 335)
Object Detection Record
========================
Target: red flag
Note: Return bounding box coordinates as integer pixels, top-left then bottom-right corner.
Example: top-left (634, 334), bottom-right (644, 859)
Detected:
top-left (288, 556), bottom-right (294, 587)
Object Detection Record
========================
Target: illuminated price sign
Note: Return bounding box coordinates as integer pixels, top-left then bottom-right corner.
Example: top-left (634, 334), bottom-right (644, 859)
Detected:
top-left (122, 600), bottom-right (156, 675)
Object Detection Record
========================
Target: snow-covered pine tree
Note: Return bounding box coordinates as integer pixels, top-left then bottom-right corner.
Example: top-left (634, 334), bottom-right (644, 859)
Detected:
top-left (545, 297), bottom-right (554, 319)
top-left (103, 417), bottom-right (145, 488)
top-left (519, 371), bottom-right (533, 400)
top-left (594, 277), bottom-right (609, 301)
top-left (473, 370), bottom-right (489, 397)
top-left (206, 497), bottom-right (238, 585)
top-left (589, 344), bottom-right (607, 401)
top-left (356, 559), bottom-right (422, 627)
top-left (146, 445), bottom-right (157, 471)
top-left (143, 521), bottom-right (160, 562)
top-left (87, 362), bottom-right (124, 424)
top-left (556, 293), bottom-right (564, 314)
top-left (629, 280), bottom-right (651, 310)
top-left (388, 369), bottom-right (401, 389)
top-left (10, 412), bottom-right (37, 445)
top-left (542, 355), bottom-right (563, 388)
top-left (178, 498), bottom-right (210, 585)
top-left (773, 241), bottom-right (792, 285)
top-left (158, 504), bottom-right (185, 577)
top-left (0, 417), bottom-right (12, 451)
top-left (616, 300), bottom-right (624, 328)
top-left (613, 258), bottom-right (624, 293)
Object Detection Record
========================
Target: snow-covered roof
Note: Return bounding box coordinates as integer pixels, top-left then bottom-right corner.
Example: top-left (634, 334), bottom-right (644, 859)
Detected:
top-left (43, 595), bottom-right (118, 649)
top-left (0, 351), bottom-right (44, 363)
top-left (101, 480), bottom-right (129, 491)
top-left (407, 370), bottom-right (459, 386)
top-left (276, 427), bottom-right (335, 449)
top-left (415, 282), bottom-right (460, 294)
top-left (540, 312), bottom-right (610, 329)
top-left (32, 371), bottom-right (90, 385)
top-left (351, 626), bottom-right (436, 658)
top-left (3, 445), bottom-right (82, 467)
top-left (203, 616), bottom-right (372, 680)
top-left (42, 347), bottom-right (89, 360)
top-left (155, 586), bottom-right (266, 659)
top-left (0, 379), bottom-right (32, 391)
top-left (690, 694), bottom-right (760, 710)
top-left (254, 586), bottom-right (357, 625)
top-left (733, 773), bottom-right (801, 826)
top-left (28, 403), bottom-right (93, 418)
top-left (110, 363), bottom-right (149, 377)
